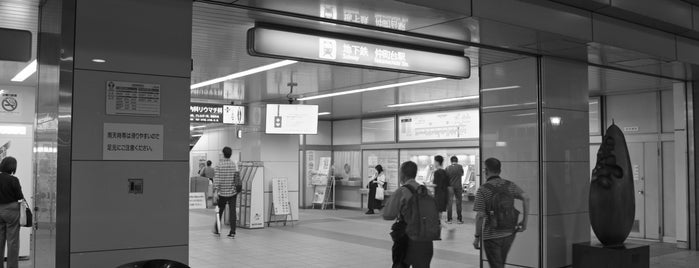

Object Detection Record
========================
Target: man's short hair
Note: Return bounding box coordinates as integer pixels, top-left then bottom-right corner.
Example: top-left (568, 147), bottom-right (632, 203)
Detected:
top-left (206, 160), bottom-right (212, 166)
top-left (434, 155), bottom-right (444, 166)
top-left (400, 161), bottom-right (418, 179)
top-left (222, 147), bottom-right (233, 158)
top-left (485, 158), bottom-right (501, 173)
top-left (450, 156), bottom-right (458, 163)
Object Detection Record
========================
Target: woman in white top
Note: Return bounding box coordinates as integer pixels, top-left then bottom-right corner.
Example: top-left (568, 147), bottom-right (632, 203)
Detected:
top-left (366, 165), bottom-right (387, 214)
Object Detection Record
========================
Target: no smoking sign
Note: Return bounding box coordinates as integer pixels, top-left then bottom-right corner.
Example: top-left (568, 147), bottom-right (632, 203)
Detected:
top-left (1, 96), bottom-right (18, 112)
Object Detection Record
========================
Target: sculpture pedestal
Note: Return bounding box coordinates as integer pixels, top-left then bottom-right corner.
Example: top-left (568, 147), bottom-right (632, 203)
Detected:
top-left (572, 242), bottom-right (649, 268)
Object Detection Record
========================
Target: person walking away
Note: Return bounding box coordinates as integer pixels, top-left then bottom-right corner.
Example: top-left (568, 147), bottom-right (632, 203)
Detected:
top-left (0, 157), bottom-right (26, 268)
top-left (445, 156), bottom-right (465, 224)
top-left (213, 147), bottom-right (241, 238)
top-left (366, 165), bottom-right (387, 215)
top-left (384, 161), bottom-right (441, 268)
top-left (199, 160), bottom-right (215, 183)
top-left (431, 156), bottom-right (449, 226)
top-left (473, 158), bottom-right (530, 268)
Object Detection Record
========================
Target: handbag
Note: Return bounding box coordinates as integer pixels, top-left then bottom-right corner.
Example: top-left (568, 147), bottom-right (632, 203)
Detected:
top-left (19, 200), bottom-right (32, 228)
top-left (375, 184), bottom-right (385, 201)
top-left (390, 220), bottom-right (409, 268)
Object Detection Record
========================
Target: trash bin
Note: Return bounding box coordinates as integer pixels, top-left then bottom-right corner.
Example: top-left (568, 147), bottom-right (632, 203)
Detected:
top-left (117, 259), bottom-right (189, 268)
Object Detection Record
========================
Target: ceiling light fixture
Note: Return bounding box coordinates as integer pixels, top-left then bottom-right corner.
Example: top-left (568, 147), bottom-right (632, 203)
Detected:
top-left (387, 95), bottom-right (479, 108)
top-left (92, 58), bottom-right (106, 63)
top-left (190, 125), bottom-right (205, 130)
top-left (190, 60), bottom-right (297, 89)
top-left (298, 77), bottom-right (446, 101)
top-left (479, 85), bottom-right (521, 92)
top-left (11, 59), bottom-right (37, 82)
top-left (318, 112), bottom-right (331, 116)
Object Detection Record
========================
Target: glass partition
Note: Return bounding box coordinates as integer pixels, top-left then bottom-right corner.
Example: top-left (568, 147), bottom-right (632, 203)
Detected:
top-left (362, 150), bottom-right (399, 191)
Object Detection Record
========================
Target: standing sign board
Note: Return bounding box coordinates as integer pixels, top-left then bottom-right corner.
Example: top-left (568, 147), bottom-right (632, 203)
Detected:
top-left (103, 123), bottom-right (164, 160)
top-left (106, 81), bottom-right (161, 116)
top-left (189, 193), bottom-right (206, 209)
top-left (272, 178), bottom-right (291, 215)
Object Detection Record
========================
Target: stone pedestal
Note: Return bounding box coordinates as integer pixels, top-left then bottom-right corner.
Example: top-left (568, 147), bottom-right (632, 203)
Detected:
top-left (572, 242), bottom-right (649, 268)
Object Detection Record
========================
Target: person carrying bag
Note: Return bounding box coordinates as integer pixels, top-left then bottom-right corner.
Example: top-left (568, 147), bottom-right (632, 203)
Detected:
top-left (0, 156), bottom-right (27, 268)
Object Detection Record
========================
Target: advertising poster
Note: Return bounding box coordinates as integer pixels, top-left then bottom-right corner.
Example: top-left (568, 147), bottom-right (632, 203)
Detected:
top-left (272, 178), bottom-right (291, 215)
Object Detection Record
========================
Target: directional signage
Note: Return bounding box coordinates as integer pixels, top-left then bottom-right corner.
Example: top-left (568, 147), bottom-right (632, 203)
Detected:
top-left (248, 26), bottom-right (470, 79)
top-left (190, 103), bottom-right (223, 123)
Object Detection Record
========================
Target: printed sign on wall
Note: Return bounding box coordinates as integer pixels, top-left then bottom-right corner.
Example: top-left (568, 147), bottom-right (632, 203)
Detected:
top-left (103, 123), bottom-right (163, 160)
top-left (106, 81), bottom-right (161, 116)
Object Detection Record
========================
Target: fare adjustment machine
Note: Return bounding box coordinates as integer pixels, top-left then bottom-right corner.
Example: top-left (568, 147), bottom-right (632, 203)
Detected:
top-left (237, 161), bottom-right (264, 229)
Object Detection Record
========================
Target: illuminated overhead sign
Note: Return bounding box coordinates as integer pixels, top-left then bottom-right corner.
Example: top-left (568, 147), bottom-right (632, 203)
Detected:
top-left (248, 26), bottom-right (470, 79)
top-left (190, 103), bottom-right (223, 123)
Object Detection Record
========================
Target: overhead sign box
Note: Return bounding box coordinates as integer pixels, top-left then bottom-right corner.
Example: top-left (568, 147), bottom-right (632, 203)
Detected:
top-left (398, 109), bottom-right (478, 141)
top-left (248, 26), bottom-right (470, 79)
top-left (265, 104), bottom-right (318, 135)
top-left (0, 28), bottom-right (31, 62)
top-left (223, 105), bottom-right (245, 125)
top-left (190, 103), bottom-right (223, 123)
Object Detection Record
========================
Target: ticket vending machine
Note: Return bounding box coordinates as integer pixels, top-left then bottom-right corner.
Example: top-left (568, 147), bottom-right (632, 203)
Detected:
top-left (237, 161), bottom-right (264, 229)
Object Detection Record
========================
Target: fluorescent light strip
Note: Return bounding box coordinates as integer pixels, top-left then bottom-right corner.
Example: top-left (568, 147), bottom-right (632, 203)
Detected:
top-left (190, 60), bottom-right (297, 89)
top-left (11, 60), bottom-right (37, 82)
top-left (298, 77), bottom-right (446, 101)
top-left (387, 95), bottom-right (479, 108)
top-left (318, 112), bottom-right (331, 116)
top-left (479, 85), bottom-right (520, 92)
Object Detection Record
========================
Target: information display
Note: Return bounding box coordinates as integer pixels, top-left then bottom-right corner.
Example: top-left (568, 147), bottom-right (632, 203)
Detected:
top-left (106, 81), bottom-right (160, 116)
top-left (249, 27), bottom-right (470, 79)
top-left (398, 109), bottom-right (478, 141)
top-left (190, 103), bottom-right (223, 123)
top-left (223, 105), bottom-right (245, 125)
top-left (265, 104), bottom-right (318, 134)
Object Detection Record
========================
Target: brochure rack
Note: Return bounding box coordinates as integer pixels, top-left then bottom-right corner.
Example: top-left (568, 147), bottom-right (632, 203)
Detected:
top-left (238, 161), bottom-right (264, 229)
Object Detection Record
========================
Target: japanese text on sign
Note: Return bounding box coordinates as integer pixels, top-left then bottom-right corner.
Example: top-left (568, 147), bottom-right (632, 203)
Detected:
top-left (106, 81), bottom-right (161, 116)
top-left (190, 103), bottom-right (224, 123)
top-left (103, 123), bottom-right (163, 160)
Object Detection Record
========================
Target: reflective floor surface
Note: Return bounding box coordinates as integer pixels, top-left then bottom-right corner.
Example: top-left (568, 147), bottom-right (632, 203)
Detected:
top-left (188, 208), bottom-right (699, 268)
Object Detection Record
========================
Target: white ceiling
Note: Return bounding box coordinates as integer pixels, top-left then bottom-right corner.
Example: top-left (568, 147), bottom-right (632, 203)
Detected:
top-left (0, 0), bottom-right (39, 87)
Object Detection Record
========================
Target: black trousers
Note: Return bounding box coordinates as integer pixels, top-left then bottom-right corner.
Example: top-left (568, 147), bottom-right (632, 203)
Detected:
top-left (215, 195), bottom-right (236, 235)
top-left (406, 239), bottom-right (433, 268)
top-left (483, 234), bottom-right (516, 268)
top-left (446, 186), bottom-right (463, 221)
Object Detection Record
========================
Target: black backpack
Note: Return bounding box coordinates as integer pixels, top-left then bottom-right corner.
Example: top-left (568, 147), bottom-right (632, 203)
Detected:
top-left (483, 180), bottom-right (520, 231)
top-left (403, 184), bottom-right (441, 241)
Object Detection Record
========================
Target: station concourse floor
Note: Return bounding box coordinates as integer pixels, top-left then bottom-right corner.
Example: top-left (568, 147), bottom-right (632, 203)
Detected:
top-left (188, 207), bottom-right (699, 268)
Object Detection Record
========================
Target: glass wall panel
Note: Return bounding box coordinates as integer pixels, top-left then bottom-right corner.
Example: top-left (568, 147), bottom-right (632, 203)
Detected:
top-left (398, 148), bottom-right (479, 196)
top-left (361, 117), bottom-right (395, 143)
top-left (362, 150), bottom-right (399, 191)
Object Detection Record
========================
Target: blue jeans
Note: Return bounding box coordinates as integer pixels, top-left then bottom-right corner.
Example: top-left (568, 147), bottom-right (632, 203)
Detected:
top-left (484, 234), bottom-right (516, 268)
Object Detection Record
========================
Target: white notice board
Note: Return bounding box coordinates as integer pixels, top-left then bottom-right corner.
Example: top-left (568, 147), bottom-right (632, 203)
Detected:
top-left (272, 178), bottom-right (291, 215)
top-left (189, 192), bottom-right (206, 209)
top-left (106, 80), bottom-right (161, 116)
top-left (103, 123), bottom-right (164, 160)
top-left (398, 109), bottom-right (478, 141)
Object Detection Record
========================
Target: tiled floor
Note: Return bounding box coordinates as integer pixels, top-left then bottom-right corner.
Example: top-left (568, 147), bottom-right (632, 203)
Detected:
top-left (189, 208), bottom-right (699, 268)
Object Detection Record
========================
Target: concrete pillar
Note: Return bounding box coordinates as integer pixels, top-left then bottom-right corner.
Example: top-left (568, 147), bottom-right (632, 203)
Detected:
top-left (36, 0), bottom-right (192, 267)
top-left (480, 56), bottom-right (589, 267)
top-left (241, 104), bottom-right (301, 222)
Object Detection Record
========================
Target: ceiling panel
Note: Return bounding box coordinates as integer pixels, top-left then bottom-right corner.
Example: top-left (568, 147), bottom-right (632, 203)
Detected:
top-left (0, 0), bottom-right (39, 87)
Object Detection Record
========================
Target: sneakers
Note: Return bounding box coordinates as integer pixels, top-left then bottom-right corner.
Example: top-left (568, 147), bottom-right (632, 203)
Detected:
top-left (227, 234), bottom-right (235, 239)
top-left (365, 210), bottom-right (375, 215)
top-left (457, 219), bottom-right (465, 224)
top-left (446, 220), bottom-right (453, 224)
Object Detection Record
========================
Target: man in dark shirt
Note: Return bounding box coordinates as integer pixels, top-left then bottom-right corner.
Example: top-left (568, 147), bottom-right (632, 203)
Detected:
top-left (473, 158), bottom-right (529, 268)
top-left (384, 161), bottom-right (433, 268)
top-left (445, 156), bottom-right (465, 224)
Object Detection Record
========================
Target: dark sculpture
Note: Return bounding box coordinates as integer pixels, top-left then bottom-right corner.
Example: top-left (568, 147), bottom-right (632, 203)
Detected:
top-left (589, 123), bottom-right (635, 247)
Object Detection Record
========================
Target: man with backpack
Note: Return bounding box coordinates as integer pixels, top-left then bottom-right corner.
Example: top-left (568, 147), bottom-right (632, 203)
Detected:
top-left (473, 158), bottom-right (530, 268)
top-left (384, 161), bottom-right (441, 268)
